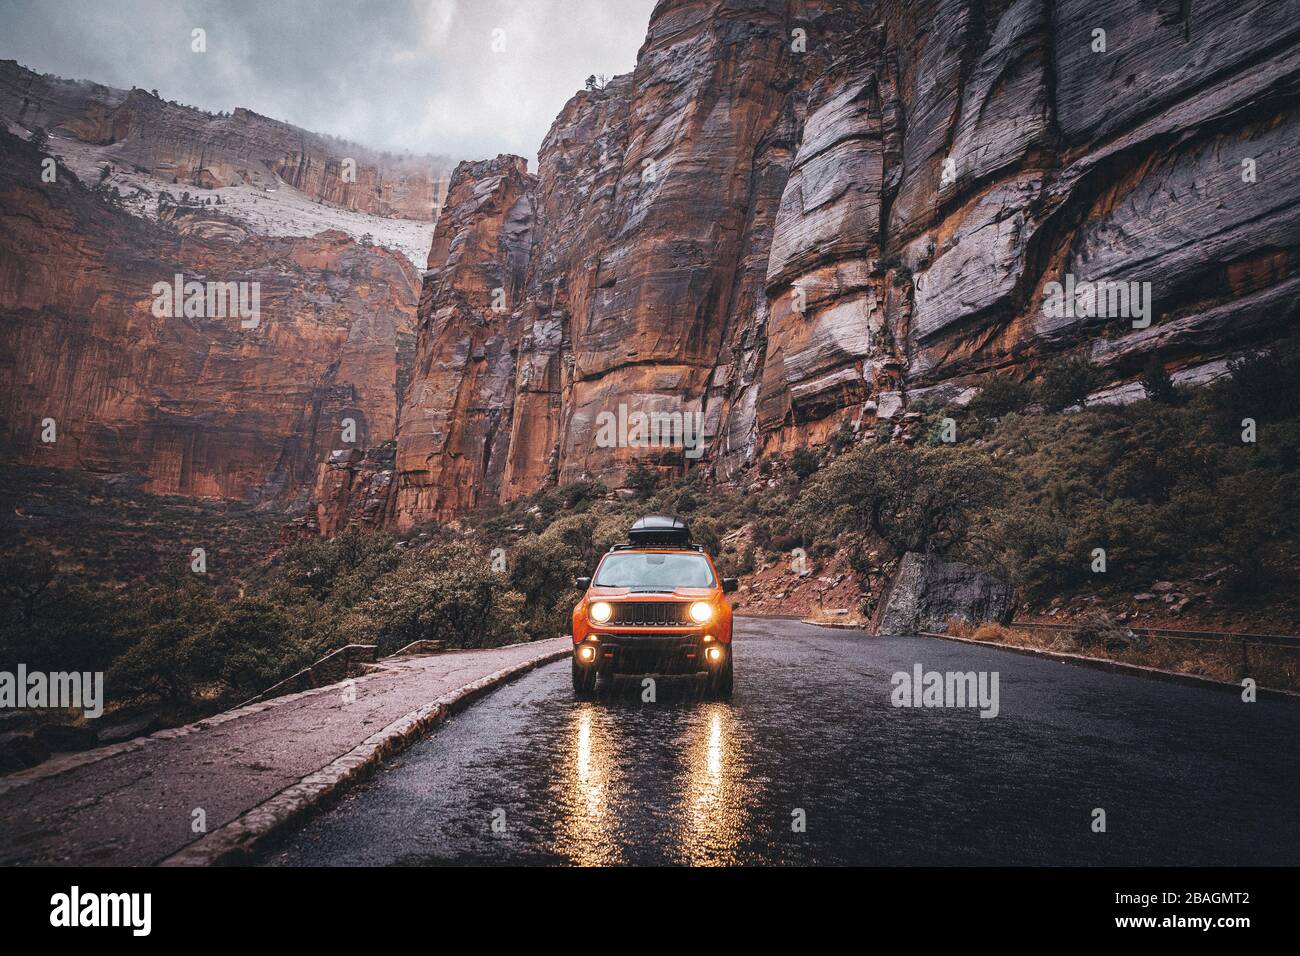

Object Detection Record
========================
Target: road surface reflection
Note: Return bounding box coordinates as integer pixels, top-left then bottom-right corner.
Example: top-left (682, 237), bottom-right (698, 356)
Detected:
top-left (677, 704), bottom-right (749, 865)
top-left (553, 683), bottom-right (751, 865)
top-left (553, 703), bottom-right (625, 865)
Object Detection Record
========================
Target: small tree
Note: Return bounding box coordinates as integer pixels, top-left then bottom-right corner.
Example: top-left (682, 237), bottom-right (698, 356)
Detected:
top-left (795, 444), bottom-right (1003, 559)
top-left (626, 460), bottom-right (659, 498)
top-left (1140, 353), bottom-right (1178, 404)
top-left (969, 375), bottom-right (1033, 419)
top-left (29, 126), bottom-right (49, 154)
top-left (0, 547), bottom-right (55, 624)
top-left (1224, 337), bottom-right (1300, 421)
top-left (1039, 356), bottom-right (1102, 413)
top-left (829, 420), bottom-right (855, 454)
top-left (790, 447), bottom-right (820, 479)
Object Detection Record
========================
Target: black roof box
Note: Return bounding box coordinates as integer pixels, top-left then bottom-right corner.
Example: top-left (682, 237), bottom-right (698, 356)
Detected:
top-left (627, 514), bottom-right (691, 546)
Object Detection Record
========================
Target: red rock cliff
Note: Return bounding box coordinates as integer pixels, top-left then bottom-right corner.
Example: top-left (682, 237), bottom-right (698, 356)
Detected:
top-left (382, 0), bottom-right (1299, 527)
top-left (0, 130), bottom-right (418, 504)
top-left (0, 60), bottom-right (450, 222)
top-left (393, 155), bottom-right (535, 522)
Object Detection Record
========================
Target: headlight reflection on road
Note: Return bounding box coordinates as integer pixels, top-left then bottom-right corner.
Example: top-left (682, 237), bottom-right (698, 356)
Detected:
top-left (554, 703), bottom-right (624, 865)
top-left (678, 703), bottom-right (749, 865)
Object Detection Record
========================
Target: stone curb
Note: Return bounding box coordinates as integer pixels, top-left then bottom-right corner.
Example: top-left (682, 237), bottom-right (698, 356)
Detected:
top-left (800, 619), bottom-right (869, 630)
top-left (0, 674), bottom-right (383, 797)
top-left (0, 639), bottom-right (555, 796)
top-left (918, 631), bottom-right (1300, 702)
top-left (158, 645), bottom-right (570, 866)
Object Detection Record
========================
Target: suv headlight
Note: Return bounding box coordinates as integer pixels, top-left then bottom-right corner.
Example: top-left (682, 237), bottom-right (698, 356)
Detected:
top-left (589, 601), bottom-right (613, 623)
top-left (689, 601), bottom-right (714, 624)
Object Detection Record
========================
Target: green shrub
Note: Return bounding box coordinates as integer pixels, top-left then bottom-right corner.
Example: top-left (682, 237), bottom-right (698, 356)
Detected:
top-left (507, 514), bottom-right (599, 635)
top-left (186, 598), bottom-right (309, 701)
top-left (1038, 356), bottom-right (1103, 412)
top-left (976, 382), bottom-right (1299, 599)
top-left (626, 460), bottom-right (659, 497)
top-left (352, 543), bottom-right (527, 653)
top-left (106, 576), bottom-right (222, 706)
top-left (795, 443), bottom-right (1003, 558)
top-left (278, 530), bottom-right (398, 601)
top-left (1224, 336), bottom-right (1300, 424)
top-left (790, 447), bottom-right (820, 479)
top-left (829, 420), bottom-right (856, 454)
top-left (968, 375), bottom-right (1033, 419)
top-left (1140, 354), bottom-right (1179, 404)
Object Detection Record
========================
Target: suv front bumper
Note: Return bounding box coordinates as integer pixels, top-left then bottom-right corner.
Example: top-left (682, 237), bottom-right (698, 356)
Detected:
top-left (576, 631), bottom-right (726, 676)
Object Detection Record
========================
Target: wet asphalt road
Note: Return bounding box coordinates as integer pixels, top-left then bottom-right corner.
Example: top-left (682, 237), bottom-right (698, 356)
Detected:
top-left (263, 619), bottom-right (1300, 866)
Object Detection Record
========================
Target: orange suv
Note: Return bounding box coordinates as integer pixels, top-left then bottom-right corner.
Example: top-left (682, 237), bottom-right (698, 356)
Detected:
top-left (571, 515), bottom-right (737, 699)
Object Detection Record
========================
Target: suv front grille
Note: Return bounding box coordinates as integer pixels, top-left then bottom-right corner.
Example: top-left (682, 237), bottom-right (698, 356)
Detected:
top-left (608, 601), bottom-right (694, 626)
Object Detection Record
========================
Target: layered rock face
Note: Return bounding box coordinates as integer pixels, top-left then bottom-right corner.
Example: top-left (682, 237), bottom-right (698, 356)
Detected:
top-left (393, 156), bottom-right (535, 520)
top-left (0, 131), bottom-right (418, 504)
top-left (392, 0), bottom-right (873, 525)
top-left (0, 60), bottom-right (449, 221)
top-left (387, 0), bottom-right (1300, 526)
top-left (745, 0), bottom-right (1300, 455)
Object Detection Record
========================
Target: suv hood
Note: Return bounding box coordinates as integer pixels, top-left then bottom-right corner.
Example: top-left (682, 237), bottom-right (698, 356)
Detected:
top-left (587, 587), bottom-right (715, 598)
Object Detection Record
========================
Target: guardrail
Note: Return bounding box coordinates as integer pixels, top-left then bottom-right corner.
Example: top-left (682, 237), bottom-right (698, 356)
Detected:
top-left (238, 643), bottom-right (378, 707)
top-left (1008, 620), bottom-right (1300, 673)
top-left (1011, 620), bottom-right (1300, 647)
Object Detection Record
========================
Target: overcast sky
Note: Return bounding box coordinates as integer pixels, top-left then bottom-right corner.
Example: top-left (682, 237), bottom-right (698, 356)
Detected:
top-left (0, 0), bottom-right (656, 164)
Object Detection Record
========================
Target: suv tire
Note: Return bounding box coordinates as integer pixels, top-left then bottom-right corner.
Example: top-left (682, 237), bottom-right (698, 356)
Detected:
top-left (706, 657), bottom-right (734, 700)
top-left (572, 660), bottom-right (597, 698)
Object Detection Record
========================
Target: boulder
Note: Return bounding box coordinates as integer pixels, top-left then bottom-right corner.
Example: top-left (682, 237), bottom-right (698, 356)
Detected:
top-left (875, 551), bottom-right (1015, 635)
top-left (876, 391), bottom-right (904, 420)
top-left (95, 714), bottom-right (162, 746)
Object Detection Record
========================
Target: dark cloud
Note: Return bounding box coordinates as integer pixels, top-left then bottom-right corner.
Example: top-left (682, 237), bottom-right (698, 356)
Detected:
top-left (0, 0), bottom-right (655, 163)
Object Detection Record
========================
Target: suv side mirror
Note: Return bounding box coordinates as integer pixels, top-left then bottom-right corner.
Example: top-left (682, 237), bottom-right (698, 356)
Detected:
top-left (575, 576), bottom-right (591, 590)
top-left (722, 577), bottom-right (738, 593)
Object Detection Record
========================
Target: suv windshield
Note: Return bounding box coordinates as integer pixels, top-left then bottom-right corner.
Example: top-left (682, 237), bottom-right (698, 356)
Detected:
top-left (593, 552), bottom-right (716, 589)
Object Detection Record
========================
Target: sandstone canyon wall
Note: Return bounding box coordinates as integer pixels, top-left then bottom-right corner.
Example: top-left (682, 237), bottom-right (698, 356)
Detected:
top-left (376, 0), bottom-right (1300, 528)
top-left (0, 130), bottom-right (419, 505)
top-left (0, 60), bottom-right (450, 222)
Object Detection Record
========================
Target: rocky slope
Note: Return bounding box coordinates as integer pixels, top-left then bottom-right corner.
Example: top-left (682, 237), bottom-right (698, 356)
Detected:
top-left (365, 0), bottom-right (1298, 529)
top-left (0, 60), bottom-right (450, 222)
top-left (0, 130), bottom-right (418, 504)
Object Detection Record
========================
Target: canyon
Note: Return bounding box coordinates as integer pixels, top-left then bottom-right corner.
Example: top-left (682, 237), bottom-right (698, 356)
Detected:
top-left (0, 128), bottom-right (419, 504)
top-left (0, 60), bottom-right (451, 504)
top-left (357, 0), bottom-right (1300, 529)
top-left (2, 0), bottom-right (1299, 530)
top-left (0, 60), bottom-right (450, 224)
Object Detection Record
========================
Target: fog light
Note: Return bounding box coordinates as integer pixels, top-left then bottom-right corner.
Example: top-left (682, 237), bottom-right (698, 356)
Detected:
top-left (578, 645), bottom-right (596, 662)
top-left (705, 646), bottom-right (723, 663)
top-left (702, 633), bottom-right (714, 642)
top-left (589, 601), bottom-right (612, 623)
top-left (690, 601), bottom-right (714, 624)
